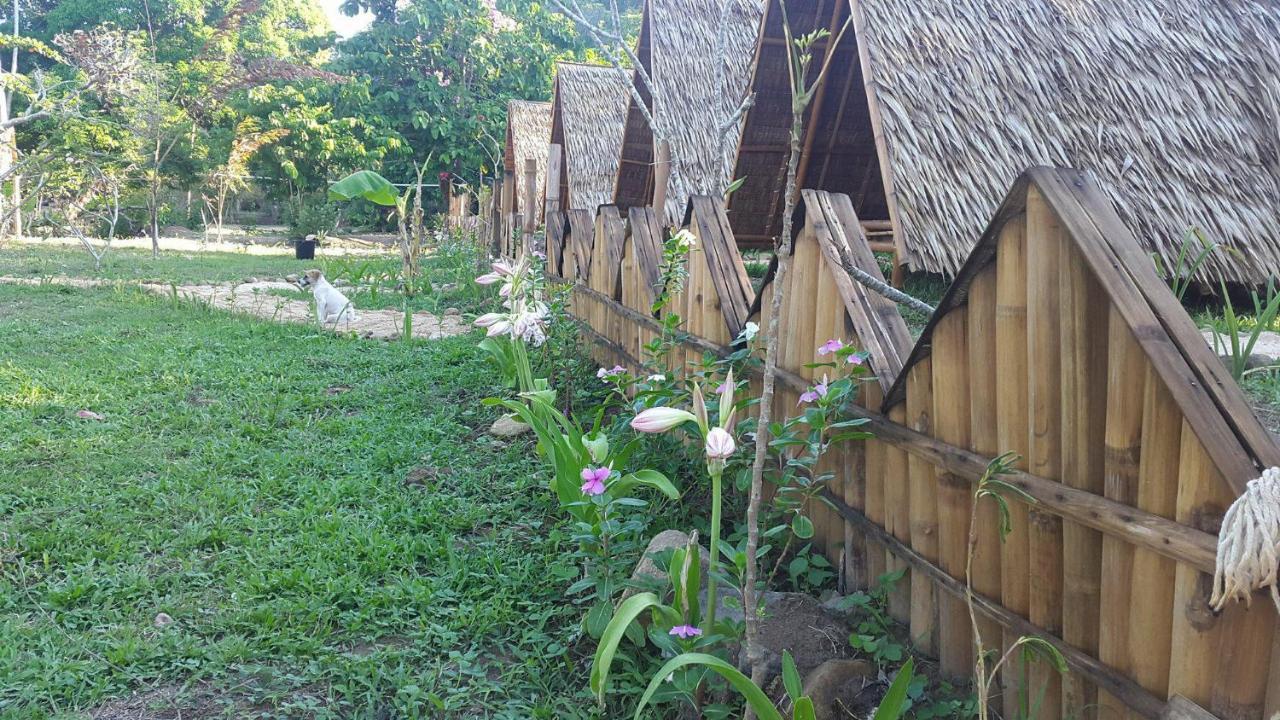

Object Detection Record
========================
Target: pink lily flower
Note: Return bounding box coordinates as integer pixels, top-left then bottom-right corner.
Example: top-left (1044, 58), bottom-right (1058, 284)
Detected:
top-left (475, 272), bottom-right (502, 285)
top-left (669, 624), bottom-right (702, 639)
top-left (580, 466), bottom-right (610, 496)
top-left (705, 427), bottom-right (735, 459)
top-left (474, 312), bottom-right (506, 328)
top-left (631, 407), bottom-right (697, 433)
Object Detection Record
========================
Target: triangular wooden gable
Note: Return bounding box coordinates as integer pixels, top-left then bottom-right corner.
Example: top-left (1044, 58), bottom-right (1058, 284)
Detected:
top-left (682, 196), bottom-right (754, 339)
top-left (871, 166), bottom-right (1279, 720)
top-left (565, 208), bottom-right (595, 282)
top-left (545, 209), bottom-right (567, 278)
top-left (884, 167), bottom-right (1279, 491)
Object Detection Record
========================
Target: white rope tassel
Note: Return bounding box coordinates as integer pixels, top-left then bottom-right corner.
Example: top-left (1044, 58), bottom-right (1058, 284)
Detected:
top-left (1211, 467), bottom-right (1280, 613)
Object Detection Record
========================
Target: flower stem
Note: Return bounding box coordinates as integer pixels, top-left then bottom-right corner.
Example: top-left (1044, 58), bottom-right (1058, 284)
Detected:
top-left (706, 466), bottom-right (723, 631)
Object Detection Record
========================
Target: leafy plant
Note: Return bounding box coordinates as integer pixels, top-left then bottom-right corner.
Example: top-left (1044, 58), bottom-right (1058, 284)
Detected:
top-left (1152, 227), bottom-right (1221, 301)
top-left (1212, 278), bottom-right (1280, 381)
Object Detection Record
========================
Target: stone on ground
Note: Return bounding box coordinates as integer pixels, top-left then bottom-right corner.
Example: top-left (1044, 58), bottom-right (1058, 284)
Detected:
top-left (489, 414), bottom-right (531, 438)
top-left (802, 658), bottom-right (875, 720)
top-left (623, 529), bottom-right (709, 602)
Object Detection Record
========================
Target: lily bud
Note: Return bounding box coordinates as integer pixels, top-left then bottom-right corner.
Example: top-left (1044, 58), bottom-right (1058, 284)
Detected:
top-left (692, 382), bottom-right (708, 433)
top-left (475, 272), bottom-right (502, 285)
top-left (718, 369), bottom-right (734, 428)
top-left (474, 312), bottom-right (506, 327)
top-left (631, 407), bottom-right (697, 434)
top-left (583, 432), bottom-right (610, 464)
top-left (705, 427), bottom-right (735, 459)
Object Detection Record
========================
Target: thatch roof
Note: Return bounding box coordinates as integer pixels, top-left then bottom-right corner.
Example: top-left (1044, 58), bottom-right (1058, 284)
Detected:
top-left (613, 0), bottom-right (765, 227)
top-left (503, 100), bottom-right (552, 220)
top-left (549, 62), bottom-right (631, 213)
top-left (725, 0), bottom-right (887, 246)
top-left (850, 0), bottom-right (1280, 283)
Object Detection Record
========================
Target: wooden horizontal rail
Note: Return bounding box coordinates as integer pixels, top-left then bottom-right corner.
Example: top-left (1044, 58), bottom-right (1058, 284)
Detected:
top-left (823, 492), bottom-right (1168, 720)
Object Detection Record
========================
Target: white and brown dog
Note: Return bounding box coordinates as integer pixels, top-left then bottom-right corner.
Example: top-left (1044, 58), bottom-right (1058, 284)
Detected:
top-left (298, 269), bottom-right (358, 328)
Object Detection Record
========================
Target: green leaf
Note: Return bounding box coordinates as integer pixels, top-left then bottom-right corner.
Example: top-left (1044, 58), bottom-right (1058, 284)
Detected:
top-left (591, 592), bottom-right (664, 699)
top-left (792, 514), bottom-right (815, 539)
top-left (872, 658), bottom-right (914, 720)
top-left (781, 650), bottom-right (803, 702)
top-left (612, 469), bottom-right (680, 501)
top-left (633, 653), bottom-right (783, 720)
top-left (329, 170), bottom-right (399, 206)
top-left (794, 697), bottom-right (817, 720)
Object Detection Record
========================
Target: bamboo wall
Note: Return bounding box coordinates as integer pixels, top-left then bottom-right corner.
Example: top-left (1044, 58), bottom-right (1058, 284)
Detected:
top-left (525, 168), bottom-right (1280, 720)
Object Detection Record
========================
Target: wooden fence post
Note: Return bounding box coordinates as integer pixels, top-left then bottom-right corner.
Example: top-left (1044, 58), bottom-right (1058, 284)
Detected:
top-left (523, 158), bottom-right (537, 257)
top-left (546, 144), bottom-right (562, 221)
top-left (652, 139), bottom-right (671, 228)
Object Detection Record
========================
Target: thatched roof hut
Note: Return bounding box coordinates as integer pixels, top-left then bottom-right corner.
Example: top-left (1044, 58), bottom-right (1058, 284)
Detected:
top-left (503, 100), bottom-right (552, 220)
top-left (612, 0), bottom-right (765, 227)
top-left (727, 0), bottom-right (1280, 283)
top-left (549, 62), bottom-right (631, 213)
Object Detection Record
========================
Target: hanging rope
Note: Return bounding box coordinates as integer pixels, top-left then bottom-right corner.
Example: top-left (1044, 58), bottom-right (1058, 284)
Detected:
top-left (1211, 466), bottom-right (1280, 613)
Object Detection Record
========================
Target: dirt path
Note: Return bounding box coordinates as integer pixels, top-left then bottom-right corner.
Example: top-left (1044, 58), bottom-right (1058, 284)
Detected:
top-left (0, 276), bottom-right (468, 340)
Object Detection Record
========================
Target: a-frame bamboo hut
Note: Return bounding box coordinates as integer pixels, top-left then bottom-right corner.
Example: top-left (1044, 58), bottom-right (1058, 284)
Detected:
top-left (726, 0), bottom-right (1280, 284)
top-left (611, 0), bottom-right (765, 227)
top-left (502, 100), bottom-right (552, 222)
top-left (548, 62), bottom-right (631, 216)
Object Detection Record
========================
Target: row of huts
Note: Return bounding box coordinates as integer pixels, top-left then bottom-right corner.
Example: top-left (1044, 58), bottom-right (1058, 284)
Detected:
top-left (500, 0), bottom-right (1280, 285)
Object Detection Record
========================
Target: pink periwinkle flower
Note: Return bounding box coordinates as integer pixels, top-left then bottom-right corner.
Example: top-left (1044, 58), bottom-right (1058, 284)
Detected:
top-left (669, 624), bottom-right (702, 639)
top-left (704, 427), bottom-right (736, 459)
top-left (580, 466), bottom-right (610, 496)
top-left (848, 351), bottom-right (870, 366)
top-left (715, 381), bottom-right (730, 395)
top-left (597, 365), bottom-right (625, 381)
top-left (798, 376), bottom-right (830, 405)
top-left (818, 339), bottom-right (845, 356)
top-left (631, 407), bottom-right (697, 433)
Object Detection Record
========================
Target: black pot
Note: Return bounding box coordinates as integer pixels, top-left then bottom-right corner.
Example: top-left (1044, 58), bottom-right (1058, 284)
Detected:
top-left (295, 239), bottom-right (317, 260)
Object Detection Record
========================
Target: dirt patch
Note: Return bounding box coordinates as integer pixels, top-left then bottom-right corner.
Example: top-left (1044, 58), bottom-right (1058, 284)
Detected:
top-left (0, 276), bottom-right (469, 341)
top-left (90, 682), bottom-right (227, 720)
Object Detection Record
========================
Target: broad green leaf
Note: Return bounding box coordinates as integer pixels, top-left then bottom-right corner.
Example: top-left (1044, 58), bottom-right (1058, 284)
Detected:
top-left (794, 697), bottom-right (817, 720)
top-left (792, 514), bottom-right (815, 539)
top-left (872, 658), bottom-right (914, 720)
top-left (591, 592), bottom-right (664, 699)
top-left (329, 170), bottom-right (398, 206)
top-left (612, 469), bottom-right (680, 500)
top-left (781, 650), bottom-right (803, 703)
top-left (634, 653), bottom-right (783, 720)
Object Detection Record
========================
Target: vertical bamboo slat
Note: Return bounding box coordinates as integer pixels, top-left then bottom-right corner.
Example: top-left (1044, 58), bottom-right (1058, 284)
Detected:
top-left (994, 213), bottom-right (1031, 711)
top-left (1127, 367), bottom-right (1181, 698)
top-left (1166, 423), bottom-right (1228, 707)
top-left (966, 268), bottom-right (1004, 695)
top-left (1026, 188), bottom-right (1064, 719)
top-left (1059, 242), bottom-right (1107, 720)
top-left (932, 310), bottom-right (974, 678)
top-left (906, 357), bottom-right (938, 654)
top-left (883, 403), bottom-right (911, 623)
top-left (863, 381), bottom-right (888, 591)
top-left (1097, 310), bottom-right (1146, 720)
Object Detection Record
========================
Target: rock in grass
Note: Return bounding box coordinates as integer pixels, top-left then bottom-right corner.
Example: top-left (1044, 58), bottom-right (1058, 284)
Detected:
top-left (622, 530), bottom-right (710, 602)
top-left (154, 612), bottom-right (174, 628)
top-left (803, 658), bottom-right (874, 720)
top-left (489, 414), bottom-right (531, 438)
top-left (444, 307), bottom-right (461, 316)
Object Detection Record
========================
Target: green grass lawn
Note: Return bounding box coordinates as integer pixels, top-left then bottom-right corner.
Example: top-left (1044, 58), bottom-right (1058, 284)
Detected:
top-left (0, 284), bottom-right (592, 719)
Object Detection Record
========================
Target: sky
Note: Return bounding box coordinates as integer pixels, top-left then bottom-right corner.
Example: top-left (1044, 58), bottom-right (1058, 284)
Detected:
top-left (319, 0), bottom-right (375, 39)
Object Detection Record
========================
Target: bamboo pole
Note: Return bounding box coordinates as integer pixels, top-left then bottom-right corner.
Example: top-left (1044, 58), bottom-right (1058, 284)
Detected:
top-left (1097, 309), bottom-right (1146, 720)
top-left (994, 213), bottom-right (1031, 711)
top-left (884, 403), bottom-right (911, 623)
top-left (812, 252), bottom-right (843, 562)
top-left (863, 381), bottom-right (888, 587)
top-left (1166, 422), bottom-right (1225, 708)
top-left (1059, 242), bottom-right (1107, 720)
top-left (1127, 366), bottom-right (1181, 699)
top-left (966, 267), bottom-right (1004, 701)
top-left (906, 357), bottom-right (938, 654)
top-left (931, 310), bottom-right (973, 679)
top-left (653, 140), bottom-right (671, 227)
top-left (1026, 187), bottom-right (1063, 719)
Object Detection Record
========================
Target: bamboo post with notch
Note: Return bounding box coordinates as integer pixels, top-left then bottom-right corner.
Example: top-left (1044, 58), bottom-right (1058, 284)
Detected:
top-left (1096, 308), bottom-right (1146, 720)
top-left (862, 380), bottom-right (888, 588)
top-left (653, 140), bottom-right (670, 228)
top-left (1127, 365), bottom-right (1181, 701)
top-left (931, 309), bottom-right (974, 679)
top-left (811, 244), bottom-right (843, 562)
top-left (1059, 242), bottom-right (1106, 719)
top-left (501, 169), bottom-right (514, 256)
top-left (522, 158), bottom-right (537, 258)
top-left (1025, 186), bottom-right (1064, 719)
top-left (994, 212), bottom-right (1031, 711)
top-left (906, 357), bottom-right (938, 654)
top-left (966, 267), bottom-right (1004, 695)
top-left (883, 404), bottom-right (911, 622)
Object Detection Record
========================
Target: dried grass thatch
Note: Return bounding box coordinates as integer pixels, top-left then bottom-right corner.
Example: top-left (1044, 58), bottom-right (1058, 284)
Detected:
top-left (852, 0), bottom-right (1280, 283)
top-left (613, 0), bottom-right (765, 226)
top-left (550, 62), bottom-right (631, 213)
top-left (503, 100), bottom-right (553, 219)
